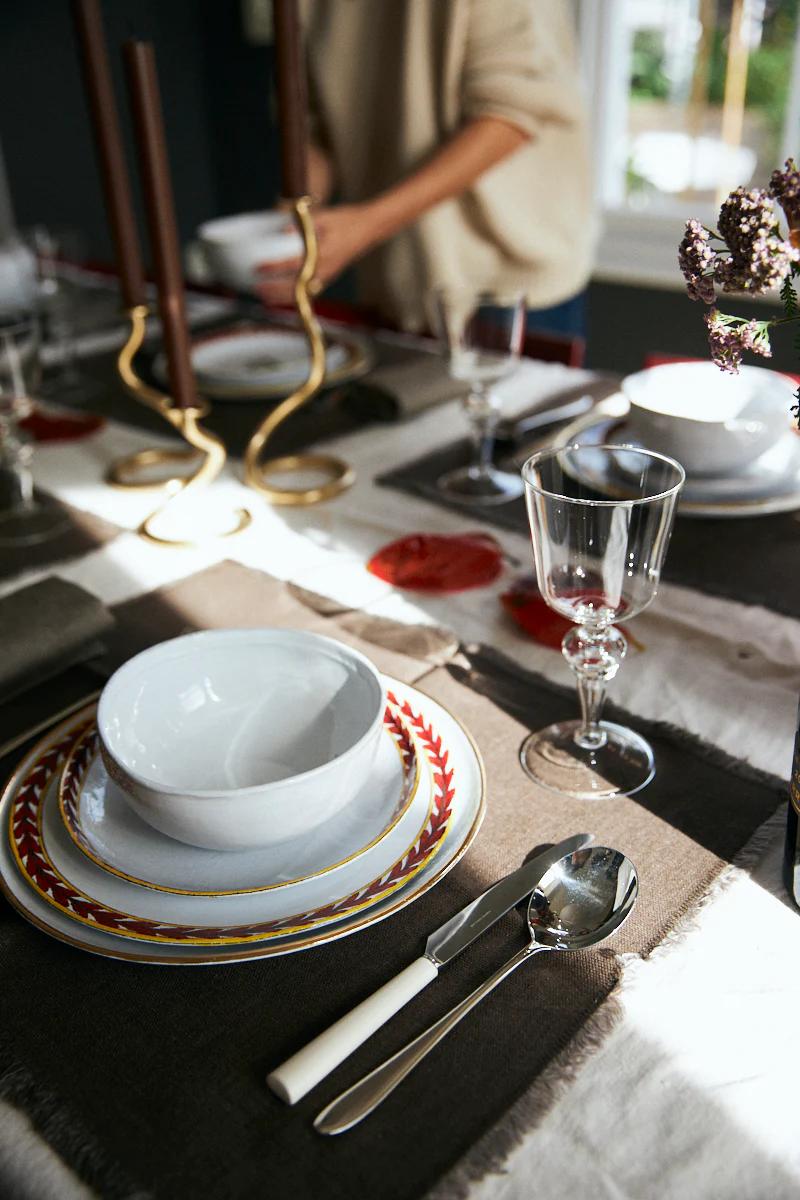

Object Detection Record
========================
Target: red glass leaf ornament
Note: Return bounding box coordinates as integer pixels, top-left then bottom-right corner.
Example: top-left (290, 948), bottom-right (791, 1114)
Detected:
top-left (501, 574), bottom-right (642, 652)
top-left (500, 574), bottom-right (572, 649)
top-left (368, 532), bottom-right (504, 593)
top-left (20, 408), bottom-right (105, 443)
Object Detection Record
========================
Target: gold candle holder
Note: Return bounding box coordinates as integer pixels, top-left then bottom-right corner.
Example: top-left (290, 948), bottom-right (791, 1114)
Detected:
top-left (244, 196), bottom-right (355, 506)
top-left (107, 303), bottom-right (204, 491)
top-left (110, 303), bottom-right (251, 547)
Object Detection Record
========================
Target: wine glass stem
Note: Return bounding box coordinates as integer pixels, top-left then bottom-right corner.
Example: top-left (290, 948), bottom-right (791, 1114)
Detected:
top-left (465, 387), bottom-right (497, 477)
top-left (562, 624), bottom-right (627, 751)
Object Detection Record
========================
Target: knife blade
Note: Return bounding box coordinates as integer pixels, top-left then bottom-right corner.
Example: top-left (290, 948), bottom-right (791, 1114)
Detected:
top-left (266, 831), bottom-right (594, 1104)
top-left (424, 831), bottom-right (594, 966)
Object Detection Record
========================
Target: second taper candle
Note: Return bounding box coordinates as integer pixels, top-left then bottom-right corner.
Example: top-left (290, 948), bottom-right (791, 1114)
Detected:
top-left (122, 39), bottom-right (196, 409)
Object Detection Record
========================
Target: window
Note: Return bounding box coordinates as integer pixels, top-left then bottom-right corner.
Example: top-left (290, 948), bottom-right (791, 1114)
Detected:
top-left (578, 0), bottom-right (800, 287)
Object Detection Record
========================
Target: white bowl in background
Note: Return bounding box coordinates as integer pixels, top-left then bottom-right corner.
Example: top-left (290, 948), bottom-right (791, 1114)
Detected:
top-left (197, 211), bottom-right (303, 293)
top-left (97, 629), bottom-right (385, 852)
top-left (622, 361), bottom-right (795, 477)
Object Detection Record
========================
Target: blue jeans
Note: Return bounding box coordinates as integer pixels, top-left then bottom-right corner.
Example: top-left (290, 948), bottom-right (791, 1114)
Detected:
top-left (527, 292), bottom-right (587, 337)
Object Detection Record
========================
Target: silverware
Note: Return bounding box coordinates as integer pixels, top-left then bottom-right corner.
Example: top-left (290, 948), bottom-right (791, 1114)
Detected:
top-left (0, 690), bottom-right (101, 760)
top-left (494, 393), bottom-right (594, 444)
top-left (315, 845), bottom-right (638, 1134)
top-left (267, 832), bottom-right (594, 1104)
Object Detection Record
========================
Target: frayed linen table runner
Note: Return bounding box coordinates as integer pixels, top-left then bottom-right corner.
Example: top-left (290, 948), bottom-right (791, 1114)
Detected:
top-left (377, 438), bottom-right (800, 619)
top-left (0, 562), bottom-right (785, 1200)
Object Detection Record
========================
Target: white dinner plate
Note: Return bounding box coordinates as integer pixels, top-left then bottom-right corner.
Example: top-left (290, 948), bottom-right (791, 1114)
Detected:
top-left (0, 678), bottom-right (485, 964)
top-left (59, 703), bottom-right (421, 897)
top-left (554, 412), bottom-right (800, 518)
top-left (153, 325), bottom-right (373, 400)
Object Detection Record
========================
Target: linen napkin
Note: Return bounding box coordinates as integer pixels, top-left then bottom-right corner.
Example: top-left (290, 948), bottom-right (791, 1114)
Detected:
top-left (0, 577), bottom-right (114, 703)
top-left (341, 353), bottom-right (467, 421)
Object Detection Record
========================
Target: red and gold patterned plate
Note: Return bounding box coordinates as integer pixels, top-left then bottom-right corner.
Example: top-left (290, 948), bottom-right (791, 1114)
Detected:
top-left (0, 677), bottom-right (485, 962)
top-left (58, 703), bottom-right (421, 898)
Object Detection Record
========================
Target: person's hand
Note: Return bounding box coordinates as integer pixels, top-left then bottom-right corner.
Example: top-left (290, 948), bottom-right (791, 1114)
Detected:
top-left (254, 204), bottom-right (379, 307)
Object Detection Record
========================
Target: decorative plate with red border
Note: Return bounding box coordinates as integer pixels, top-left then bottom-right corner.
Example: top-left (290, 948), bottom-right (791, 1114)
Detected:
top-left (8, 688), bottom-right (463, 946)
top-left (0, 678), bottom-right (485, 964)
top-left (58, 704), bottom-right (421, 898)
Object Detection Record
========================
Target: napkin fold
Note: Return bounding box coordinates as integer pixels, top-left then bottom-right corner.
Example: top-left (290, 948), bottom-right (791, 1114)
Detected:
top-left (342, 354), bottom-right (467, 420)
top-left (0, 577), bottom-right (114, 704)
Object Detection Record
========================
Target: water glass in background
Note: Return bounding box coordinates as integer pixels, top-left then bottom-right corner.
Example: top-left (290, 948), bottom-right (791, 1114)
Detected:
top-left (0, 311), bottom-right (68, 544)
top-left (431, 289), bottom-right (526, 505)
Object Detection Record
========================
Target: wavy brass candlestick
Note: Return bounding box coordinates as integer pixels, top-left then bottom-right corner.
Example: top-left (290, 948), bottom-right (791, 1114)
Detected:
top-left (244, 196), bottom-right (355, 506)
top-left (106, 303), bottom-right (203, 491)
top-left (110, 304), bottom-right (251, 547)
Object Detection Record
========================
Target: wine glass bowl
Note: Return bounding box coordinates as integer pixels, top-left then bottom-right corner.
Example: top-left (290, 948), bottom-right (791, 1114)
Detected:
top-left (520, 443), bottom-right (684, 799)
top-left (431, 289), bottom-right (526, 505)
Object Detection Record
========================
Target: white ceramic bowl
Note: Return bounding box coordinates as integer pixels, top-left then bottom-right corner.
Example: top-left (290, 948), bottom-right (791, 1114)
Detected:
top-left (97, 630), bottom-right (385, 852)
top-left (622, 362), bottom-right (794, 477)
top-left (197, 211), bottom-right (303, 293)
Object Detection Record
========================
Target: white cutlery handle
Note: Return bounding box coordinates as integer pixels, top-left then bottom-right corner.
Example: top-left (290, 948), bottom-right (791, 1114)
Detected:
top-left (267, 956), bottom-right (439, 1104)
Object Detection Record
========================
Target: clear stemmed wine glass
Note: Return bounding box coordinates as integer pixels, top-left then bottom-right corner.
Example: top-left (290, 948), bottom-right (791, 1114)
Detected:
top-left (431, 289), bottom-right (526, 505)
top-left (0, 311), bottom-right (69, 545)
top-left (520, 442), bottom-right (685, 799)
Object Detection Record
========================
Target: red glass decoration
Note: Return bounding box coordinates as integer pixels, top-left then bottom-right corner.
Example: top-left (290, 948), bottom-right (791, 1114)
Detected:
top-left (367, 532), bottom-right (504, 593)
top-left (20, 408), bottom-right (105, 443)
top-left (501, 574), bottom-right (640, 651)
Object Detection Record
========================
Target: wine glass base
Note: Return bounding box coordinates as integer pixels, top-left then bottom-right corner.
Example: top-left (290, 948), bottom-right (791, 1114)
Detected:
top-left (0, 502), bottom-right (71, 547)
top-left (436, 465), bottom-right (524, 506)
top-left (519, 719), bottom-right (655, 800)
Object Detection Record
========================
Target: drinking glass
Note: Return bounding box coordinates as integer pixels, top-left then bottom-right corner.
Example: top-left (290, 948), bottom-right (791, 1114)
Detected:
top-left (0, 311), bottom-right (68, 544)
top-left (520, 443), bottom-right (685, 799)
top-left (431, 289), bottom-right (526, 504)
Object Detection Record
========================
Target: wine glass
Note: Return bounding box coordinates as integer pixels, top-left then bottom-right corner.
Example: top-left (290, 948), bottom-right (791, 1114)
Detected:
top-left (520, 442), bottom-right (685, 799)
top-left (0, 311), bottom-right (69, 545)
top-left (431, 289), bottom-right (526, 504)
top-left (23, 225), bottom-right (89, 402)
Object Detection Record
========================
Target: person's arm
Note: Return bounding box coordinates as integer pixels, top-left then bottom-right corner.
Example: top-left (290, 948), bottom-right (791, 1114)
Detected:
top-left (307, 141), bottom-right (335, 206)
top-left (255, 114), bottom-right (529, 305)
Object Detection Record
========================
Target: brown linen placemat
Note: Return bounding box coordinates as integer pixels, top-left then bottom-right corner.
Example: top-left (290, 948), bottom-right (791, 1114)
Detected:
top-left (0, 495), bottom-right (121, 583)
top-left (0, 562), bottom-right (785, 1200)
top-left (378, 437), bottom-right (800, 619)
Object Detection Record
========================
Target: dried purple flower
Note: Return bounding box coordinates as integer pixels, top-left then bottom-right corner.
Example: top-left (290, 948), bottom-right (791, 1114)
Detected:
top-left (704, 309), bottom-right (773, 374)
top-left (678, 219), bottom-right (717, 303)
top-left (769, 158), bottom-right (800, 233)
top-left (715, 187), bottom-right (798, 294)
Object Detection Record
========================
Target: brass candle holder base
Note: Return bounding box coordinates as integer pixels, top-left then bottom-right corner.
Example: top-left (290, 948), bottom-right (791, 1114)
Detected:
top-left (136, 405), bottom-right (252, 547)
top-left (111, 304), bottom-right (251, 547)
top-left (244, 196), bottom-right (355, 507)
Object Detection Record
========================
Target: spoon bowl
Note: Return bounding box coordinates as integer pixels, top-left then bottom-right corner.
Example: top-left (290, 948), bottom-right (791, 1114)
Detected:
top-left (527, 845), bottom-right (638, 950)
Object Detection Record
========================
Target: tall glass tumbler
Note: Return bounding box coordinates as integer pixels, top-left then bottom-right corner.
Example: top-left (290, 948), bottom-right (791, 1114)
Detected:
top-left (0, 311), bottom-right (68, 545)
top-left (520, 443), bottom-right (685, 799)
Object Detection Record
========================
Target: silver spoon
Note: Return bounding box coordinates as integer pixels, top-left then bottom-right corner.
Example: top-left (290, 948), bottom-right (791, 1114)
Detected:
top-left (315, 845), bottom-right (638, 1135)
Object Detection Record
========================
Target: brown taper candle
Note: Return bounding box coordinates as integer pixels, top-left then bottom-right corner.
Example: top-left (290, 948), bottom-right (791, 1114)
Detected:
top-left (273, 0), bottom-right (309, 199)
top-left (122, 39), bottom-right (197, 410)
top-left (72, 0), bottom-right (146, 309)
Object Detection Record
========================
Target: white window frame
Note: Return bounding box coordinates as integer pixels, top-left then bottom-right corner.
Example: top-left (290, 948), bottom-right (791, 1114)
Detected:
top-left (577, 0), bottom-right (800, 292)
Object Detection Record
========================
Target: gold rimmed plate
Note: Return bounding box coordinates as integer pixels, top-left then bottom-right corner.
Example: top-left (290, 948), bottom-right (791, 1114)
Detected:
top-left (2, 678), bottom-right (485, 957)
top-left (153, 324), bottom-right (373, 401)
top-left (58, 702), bottom-right (421, 897)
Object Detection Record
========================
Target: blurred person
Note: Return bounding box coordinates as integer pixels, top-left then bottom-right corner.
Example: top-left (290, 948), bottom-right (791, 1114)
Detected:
top-left (256, 0), bottom-right (594, 334)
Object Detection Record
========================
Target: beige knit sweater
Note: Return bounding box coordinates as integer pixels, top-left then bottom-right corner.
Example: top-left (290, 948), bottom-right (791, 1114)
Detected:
top-left (302, 0), bottom-right (595, 330)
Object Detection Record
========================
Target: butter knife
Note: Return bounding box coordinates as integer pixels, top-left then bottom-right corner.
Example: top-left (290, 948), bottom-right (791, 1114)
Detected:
top-left (266, 832), bottom-right (593, 1104)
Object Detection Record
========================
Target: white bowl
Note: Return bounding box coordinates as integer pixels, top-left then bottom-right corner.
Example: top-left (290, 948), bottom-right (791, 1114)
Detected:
top-left (97, 630), bottom-right (385, 852)
top-left (622, 362), bottom-right (795, 477)
top-left (197, 211), bottom-right (303, 293)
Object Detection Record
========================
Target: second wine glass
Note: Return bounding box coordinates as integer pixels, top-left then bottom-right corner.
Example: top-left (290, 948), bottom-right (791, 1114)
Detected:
top-left (520, 442), bottom-right (684, 800)
top-left (431, 289), bottom-right (526, 505)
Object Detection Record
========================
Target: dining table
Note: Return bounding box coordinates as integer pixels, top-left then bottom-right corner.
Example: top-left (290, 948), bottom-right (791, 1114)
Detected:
top-left (1, 280), bottom-right (799, 1200)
